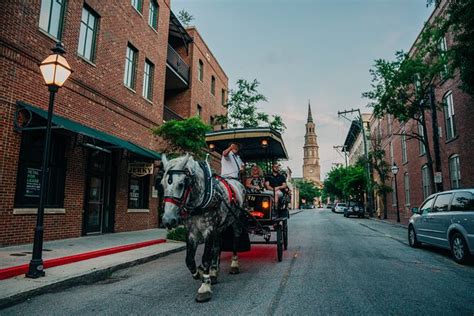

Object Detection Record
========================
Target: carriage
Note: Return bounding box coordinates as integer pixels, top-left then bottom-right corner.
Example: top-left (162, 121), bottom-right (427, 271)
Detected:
top-left (205, 127), bottom-right (290, 262)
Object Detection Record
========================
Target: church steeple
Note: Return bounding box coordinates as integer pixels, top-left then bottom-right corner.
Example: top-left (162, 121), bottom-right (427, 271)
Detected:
top-left (303, 100), bottom-right (321, 186)
top-left (307, 100), bottom-right (313, 123)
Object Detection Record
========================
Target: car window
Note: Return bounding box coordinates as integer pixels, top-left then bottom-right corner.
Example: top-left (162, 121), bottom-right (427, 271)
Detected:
top-left (337, 203), bottom-right (346, 207)
top-left (432, 193), bottom-right (453, 213)
top-left (420, 196), bottom-right (435, 215)
top-left (451, 192), bottom-right (474, 212)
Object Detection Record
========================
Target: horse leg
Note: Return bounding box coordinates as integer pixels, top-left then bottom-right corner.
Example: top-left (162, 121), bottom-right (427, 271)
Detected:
top-left (209, 235), bottom-right (221, 285)
top-left (186, 237), bottom-right (201, 280)
top-left (196, 244), bottom-right (212, 303)
top-left (229, 225), bottom-right (240, 275)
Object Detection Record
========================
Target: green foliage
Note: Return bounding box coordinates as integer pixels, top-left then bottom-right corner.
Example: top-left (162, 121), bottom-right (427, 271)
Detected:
top-left (166, 226), bottom-right (187, 242)
top-left (294, 180), bottom-right (321, 205)
top-left (215, 79), bottom-right (286, 133)
top-left (177, 10), bottom-right (194, 27)
top-left (323, 166), bottom-right (366, 202)
top-left (153, 117), bottom-right (212, 158)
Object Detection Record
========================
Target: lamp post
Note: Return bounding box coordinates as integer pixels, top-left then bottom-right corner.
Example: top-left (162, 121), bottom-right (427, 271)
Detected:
top-left (391, 163), bottom-right (400, 223)
top-left (26, 42), bottom-right (72, 278)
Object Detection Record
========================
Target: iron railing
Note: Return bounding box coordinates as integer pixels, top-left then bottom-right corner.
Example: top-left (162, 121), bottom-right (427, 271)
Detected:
top-left (167, 44), bottom-right (189, 83)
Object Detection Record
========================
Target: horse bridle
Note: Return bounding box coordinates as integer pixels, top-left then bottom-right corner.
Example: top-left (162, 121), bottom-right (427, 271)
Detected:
top-left (163, 169), bottom-right (194, 217)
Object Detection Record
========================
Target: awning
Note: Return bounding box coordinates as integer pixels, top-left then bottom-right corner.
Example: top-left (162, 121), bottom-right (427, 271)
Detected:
top-left (16, 101), bottom-right (161, 160)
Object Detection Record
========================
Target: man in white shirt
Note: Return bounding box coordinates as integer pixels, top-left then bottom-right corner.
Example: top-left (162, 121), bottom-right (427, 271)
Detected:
top-left (220, 143), bottom-right (244, 179)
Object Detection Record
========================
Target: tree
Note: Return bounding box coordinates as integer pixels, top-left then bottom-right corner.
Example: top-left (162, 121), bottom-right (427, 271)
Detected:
top-left (153, 117), bottom-right (211, 158)
top-left (295, 180), bottom-right (321, 206)
top-left (323, 165), bottom-right (366, 202)
top-left (362, 20), bottom-right (450, 193)
top-left (177, 10), bottom-right (194, 27)
top-left (428, 0), bottom-right (474, 96)
top-left (215, 79), bottom-right (286, 133)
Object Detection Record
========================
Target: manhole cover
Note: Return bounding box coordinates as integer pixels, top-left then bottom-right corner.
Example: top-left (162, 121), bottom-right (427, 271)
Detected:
top-left (10, 253), bottom-right (27, 257)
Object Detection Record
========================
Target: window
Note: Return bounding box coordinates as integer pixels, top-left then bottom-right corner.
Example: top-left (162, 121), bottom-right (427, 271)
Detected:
top-left (389, 141), bottom-right (394, 165)
top-left (198, 60), bottom-right (204, 82)
top-left (451, 192), bottom-right (474, 212)
top-left (392, 178), bottom-right (396, 206)
top-left (128, 175), bottom-right (149, 209)
top-left (420, 196), bottom-right (435, 215)
top-left (124, 44), bottom-right (138, 89)
top-left (404, 172), bottom-right (410, 206)
top-left (401, 133), bottom-right (407, 163)
top-left (142, 59), bottom-right (154, 101)
top-left (388, 114), bottom-right (392, 134)
top-left (449, 155), bottom-right (461, 189)
top-left (211, 76), bottom-right (216, 95)
top-left (422, 165), bottom-right (431, 199)
top-left (197, 104), bottom-right (202, 118)
top-left (39, 0), bottom-right (67, 39)
top-left (221, 89), bottom-right (226, 106)
top-left (77, 6), bottom-right (99, 62)
top-left (433, 193), bottom-right (453, 213)
top-left (15, 130), bottom-right (67, 208)
top-left (131, 0), bottom-right (142, 13)
top-left (148, 1), bottom-right (158, 30)
top-left (443, 92), bottom-right (456, 140)
top-left (418, 122), bottom-right (426, 155)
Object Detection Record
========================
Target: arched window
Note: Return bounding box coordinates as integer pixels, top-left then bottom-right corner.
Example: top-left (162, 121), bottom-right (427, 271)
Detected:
top-left (421, 165), bottom-right (431, 199)
top-left (443, 91), bottom-right (456, 140)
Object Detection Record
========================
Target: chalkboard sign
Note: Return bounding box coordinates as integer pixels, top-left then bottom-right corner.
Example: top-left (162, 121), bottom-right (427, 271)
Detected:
top-left (25, 168), bottom-right (41, 197)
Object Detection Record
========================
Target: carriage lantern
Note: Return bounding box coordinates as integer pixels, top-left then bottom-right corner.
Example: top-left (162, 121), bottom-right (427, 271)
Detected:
top-left (208, 143), bottom-right (215, 151)
top-left (261, 139), bottom-right (269, 148)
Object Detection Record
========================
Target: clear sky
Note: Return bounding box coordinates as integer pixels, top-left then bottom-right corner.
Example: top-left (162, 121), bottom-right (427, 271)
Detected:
top-left (172, 0), bottom-right (434, 179)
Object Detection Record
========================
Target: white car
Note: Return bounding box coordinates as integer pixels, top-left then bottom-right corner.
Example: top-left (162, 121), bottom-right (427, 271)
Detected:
top-left (334, 203), bottom-right (347, 213)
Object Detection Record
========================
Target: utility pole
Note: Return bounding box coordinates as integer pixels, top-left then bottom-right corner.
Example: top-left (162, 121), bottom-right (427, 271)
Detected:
top-left (430, 86), bottom-right (443, 193)
top-left (333, 145), bottom-right (348, 167)
top-left (338, 108), bottom-right (373, 217)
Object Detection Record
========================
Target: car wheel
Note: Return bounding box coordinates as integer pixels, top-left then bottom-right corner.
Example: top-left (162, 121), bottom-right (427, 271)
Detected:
top-left (450, 233), bottom-right (470, 264)
top-left (408, 225), bottom-right (421, 248)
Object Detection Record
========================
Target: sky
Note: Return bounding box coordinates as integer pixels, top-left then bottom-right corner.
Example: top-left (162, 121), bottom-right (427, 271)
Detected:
top-left (172, 0), bottom-right (434, 179)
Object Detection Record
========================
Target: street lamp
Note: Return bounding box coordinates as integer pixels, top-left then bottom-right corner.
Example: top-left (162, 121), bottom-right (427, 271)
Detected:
top-left (391, 163), bottom-right (400, 223)
top-left (26, 42), bottom-right (71, 278)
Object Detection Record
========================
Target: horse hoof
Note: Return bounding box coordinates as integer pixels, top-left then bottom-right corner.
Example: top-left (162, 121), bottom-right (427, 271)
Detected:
top-left (210, 276), bottom-right (218, 285)
top-left (195, 292), bottom-right (212, 303)
top-left (229, 267), bottom-right (240, 275)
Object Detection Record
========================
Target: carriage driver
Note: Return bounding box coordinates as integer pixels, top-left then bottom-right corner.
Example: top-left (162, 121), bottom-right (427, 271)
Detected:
top-left (265, 162), bottom-right (288, 208)
top-left (220, 142), bottom-right (244, 180)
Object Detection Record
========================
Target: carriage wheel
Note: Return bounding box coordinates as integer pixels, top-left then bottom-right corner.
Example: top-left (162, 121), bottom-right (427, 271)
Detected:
top-left (276, 224), bottom-right (283, 262)
top-left (283, 219), bottom-right (288, 251)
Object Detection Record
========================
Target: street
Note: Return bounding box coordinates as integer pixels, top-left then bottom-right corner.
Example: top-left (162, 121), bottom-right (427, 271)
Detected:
top-left (3, 210), bottom-right (474, 315)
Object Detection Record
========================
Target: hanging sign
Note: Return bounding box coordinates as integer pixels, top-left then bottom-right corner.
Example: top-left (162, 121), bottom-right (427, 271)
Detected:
top-left (128, 162), bottom-right (153, 177)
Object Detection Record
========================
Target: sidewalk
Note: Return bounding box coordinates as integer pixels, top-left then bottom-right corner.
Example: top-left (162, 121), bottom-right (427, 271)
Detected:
top-left (0, 229), bottom-right (186, 309)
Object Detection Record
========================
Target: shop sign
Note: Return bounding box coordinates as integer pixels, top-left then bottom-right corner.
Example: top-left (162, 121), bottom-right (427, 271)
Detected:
top-left (128, 162), bottom-right (153, 177)
top-left (25, 168), bottom-right (41, 197)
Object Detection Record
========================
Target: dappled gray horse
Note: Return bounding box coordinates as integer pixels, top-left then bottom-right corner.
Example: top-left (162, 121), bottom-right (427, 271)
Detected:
top-left (161, 154), bottom-right (246, 302)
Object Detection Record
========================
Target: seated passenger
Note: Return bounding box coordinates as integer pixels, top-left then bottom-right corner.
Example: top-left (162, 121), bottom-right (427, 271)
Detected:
top-left (245, 165), bottom-right (265, 193)
top-left (265, 163), bottom-right (288, 208)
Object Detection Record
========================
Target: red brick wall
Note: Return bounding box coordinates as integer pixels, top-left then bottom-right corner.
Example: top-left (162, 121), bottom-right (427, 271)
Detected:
top-left (0, 0), bottom-right (171, 245)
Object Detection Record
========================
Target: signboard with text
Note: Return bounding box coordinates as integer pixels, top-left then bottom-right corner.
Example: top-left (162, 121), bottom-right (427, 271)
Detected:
top-left (128, 162), bottom-right (153, 177)
top-left (25, 168), bottom-right (41, 197)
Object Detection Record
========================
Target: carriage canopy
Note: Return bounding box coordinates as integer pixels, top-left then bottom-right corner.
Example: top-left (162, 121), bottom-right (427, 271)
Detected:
top-left (205, 127), bottom-right (288, 161)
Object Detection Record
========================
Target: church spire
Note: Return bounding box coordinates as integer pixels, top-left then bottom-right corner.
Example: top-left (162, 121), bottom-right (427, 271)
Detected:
top-left (307, 100), bottom-right (313, 123)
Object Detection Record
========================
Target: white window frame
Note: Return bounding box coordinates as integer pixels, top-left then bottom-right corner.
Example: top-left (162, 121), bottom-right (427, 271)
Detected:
top-left (418, 122), bottom-right (426, 155)
top-left (422, 165), bottom-right (431, 199)
top-left (142, 59), bottom-right (154, 101)
top-left (198, 60), bottom-right (204, 82)
top-left (449, 155), bottom-right (461, 189)
top-left (148, 0), bottom-right (158, 30)
top-left (443, 92), bottom-right (456, 140)
top-left (401, 133), bottom-right (407, 163)
top-left (77, 6), bottom-right (98, 62)
top-left (404, 172), bottom-right (410, 206)
top-left (39, 0), bottom-right (67, 40)
top-left (131, 0), bottom-right (142, 13)
top-left (124, 44), bottom-right (138, 90)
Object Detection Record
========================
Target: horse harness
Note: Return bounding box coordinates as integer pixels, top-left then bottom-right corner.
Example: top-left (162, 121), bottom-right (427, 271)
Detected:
top-left (163, 161), bottom-right (238, 219)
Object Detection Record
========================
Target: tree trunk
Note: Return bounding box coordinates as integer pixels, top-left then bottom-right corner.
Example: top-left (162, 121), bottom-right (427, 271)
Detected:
top-left (430, 86), bottom-right (443, 192)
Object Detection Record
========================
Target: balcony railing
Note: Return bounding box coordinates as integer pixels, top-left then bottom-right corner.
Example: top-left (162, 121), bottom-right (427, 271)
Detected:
top-left (163, 105), bottom-right (184, 122)
top-left (167, 44), bottom-right (189, 83)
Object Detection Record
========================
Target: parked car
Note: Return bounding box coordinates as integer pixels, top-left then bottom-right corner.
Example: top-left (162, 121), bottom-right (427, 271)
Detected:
top-left (327, 203), bottom-right (334, 211)
top-left (344, 201), bottom-right (364, 218)
top-left (408, 189), bottom-right (474, 264)
top-left (334, 202), bottom-right (347, 213)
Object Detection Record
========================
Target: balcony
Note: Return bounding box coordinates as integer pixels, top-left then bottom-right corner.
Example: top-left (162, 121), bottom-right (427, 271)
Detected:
top-left (166, 44), bottom-right (189, 90)
top-left (163, 105), bottom-right (184, 122)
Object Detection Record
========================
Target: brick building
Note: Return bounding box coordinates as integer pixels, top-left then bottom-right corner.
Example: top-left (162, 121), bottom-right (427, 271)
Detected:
top-left (0, 0), bottom-right (228, 245)
top-left (371, 1), bottom-right (474, 223)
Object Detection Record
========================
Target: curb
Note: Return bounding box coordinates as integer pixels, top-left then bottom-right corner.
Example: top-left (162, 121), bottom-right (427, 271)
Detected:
top-left (368, 216), bottom-right (408, 229)
top-left (0, 244), bottom-right (186, 310)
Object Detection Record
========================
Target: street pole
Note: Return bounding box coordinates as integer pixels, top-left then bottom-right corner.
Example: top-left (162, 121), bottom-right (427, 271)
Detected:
top-left (26, 87), bottom-right (57, 278)
top-left (26, 42), bottom-right (71, 278)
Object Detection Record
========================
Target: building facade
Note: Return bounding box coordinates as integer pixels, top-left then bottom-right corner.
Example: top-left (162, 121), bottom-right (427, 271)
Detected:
top-left (302, 103), bottom-right (321, 186)
top-left (342, 113), bottom-right (371, 166)
top-left (372, 0), bottom-right (474, 223)
top-left (0, 0), bottom-right (227, 245)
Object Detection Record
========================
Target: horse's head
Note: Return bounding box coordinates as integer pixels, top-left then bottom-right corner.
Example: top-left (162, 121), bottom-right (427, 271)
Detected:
top-left (161, 153), bottom-right (195, 229)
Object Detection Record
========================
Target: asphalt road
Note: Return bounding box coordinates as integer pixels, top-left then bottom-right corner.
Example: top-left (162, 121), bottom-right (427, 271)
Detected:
top-left (3, 210), bottom-right (474, 315)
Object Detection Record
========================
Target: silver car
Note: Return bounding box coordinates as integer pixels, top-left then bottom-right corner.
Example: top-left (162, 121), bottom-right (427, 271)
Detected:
top-left (408, 189), bottom-right (474, 264)
top-left (334, 202), bottom-right (347, 213)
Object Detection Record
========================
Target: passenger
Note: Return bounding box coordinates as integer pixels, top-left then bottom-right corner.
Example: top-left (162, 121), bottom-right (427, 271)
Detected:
top-left (220, 142), bottom-right (244, 180)
top-left (245, 165), bottom-right (265, 193)
top-left (265, 163), bottom-right (288, 208)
